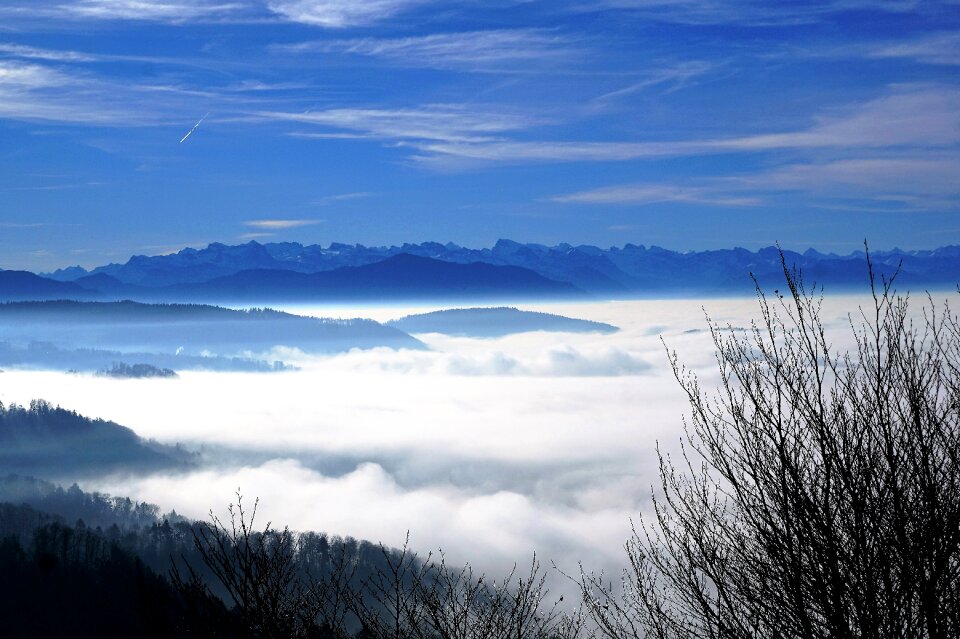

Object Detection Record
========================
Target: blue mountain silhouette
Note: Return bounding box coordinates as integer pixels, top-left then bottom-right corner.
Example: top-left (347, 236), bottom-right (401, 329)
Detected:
top-left (15, 240), bottom-right (960, 302)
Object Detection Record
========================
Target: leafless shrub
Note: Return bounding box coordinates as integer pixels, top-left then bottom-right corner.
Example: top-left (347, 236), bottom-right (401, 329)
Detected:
top-left (583, 251), bottom-right (960, 638)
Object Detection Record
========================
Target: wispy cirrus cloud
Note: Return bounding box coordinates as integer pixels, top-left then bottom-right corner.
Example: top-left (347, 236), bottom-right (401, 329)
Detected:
top-left (280, 29), bottom-right (578, 72)
top-left (738, 156), bottom-right (960, 195)
top-left (865, 31), bottom-right (960, 66)
top-left (592, 60), bottom-right (717, 103)
top-left (788, 31), bottom-right (960, 68)
top-left (313, 191), bottom-right (375, 205)
top-left (0, 55), bottom-right (282, 127)
top-left (0, 60), bottom-right (70, 88)
top-left (0, 59), bottom-right (134, 123)
top-left (244, 219), bottom-right (321, 229)
top-left (0, 222), bottom-right (47, 228)
top-left (557, 154), bottom-right (960, 213)
top-left (3, 0), bottom-right (947, 28)
top-left (400, 85), bottom-right (960, 167)
top-left (263, 104), bottom-right (538, 144)
top-left (0, 42), bottom-right (98, 62)
top-left (266, 0), bottom-right (429, 27)
top-left (736, 155), bottom-right (960, 211)
top-left (61, 0), bottom-right (247, 21)
top-left (0, 59), bottom-right (157, 123)
top-left (569, 0), bottom-right (948, 26)
top-left (4, 0), bottom-right (422, 26)
top-left (552, 184), bottom-right (762, 207)
top-left (266, 86), bottom-right (960, 171)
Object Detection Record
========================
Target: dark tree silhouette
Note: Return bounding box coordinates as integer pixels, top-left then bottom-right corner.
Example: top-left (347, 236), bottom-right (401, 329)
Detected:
top-left (176, 494), bottom-right (591, 639)
top-left (352, 540), bottom-right (589, 639)
top-left (171, 492), bottom-right (352, 638)
top-left (582, 254), bottom-right (960, 638)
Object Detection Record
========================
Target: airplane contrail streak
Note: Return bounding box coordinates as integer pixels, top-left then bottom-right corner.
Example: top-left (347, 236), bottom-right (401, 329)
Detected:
top-left (179, 112), bottom-right (210, 144)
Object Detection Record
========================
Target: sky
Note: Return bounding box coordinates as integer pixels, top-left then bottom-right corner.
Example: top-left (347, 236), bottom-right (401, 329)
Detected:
top-left (0, 0), bottom-right (958, 271)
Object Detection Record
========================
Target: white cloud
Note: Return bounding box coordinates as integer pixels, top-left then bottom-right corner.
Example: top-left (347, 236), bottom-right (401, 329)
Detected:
top-left (312, 191), bottom-right (375, 205)
top-left (0, 43), bottom-right (98, 62)
top-left (441, 345), bottom-right (651, 377)
top-left (262, 104), bottom-right (537, 143)
top-left (0, 297), bottom-right (902, 582)
top-left (93, 459), bottom-right (638, 579)
top-left (554, 154), bottom-right (960, 213)
top-left (0, 60), bottom-right (70, 87)
top-left (799, 31), bottom-right (960, 67)
top-left (741, 156), bottom-right (960, 195)
top-left (62, 0), bottom-right (245, 21)
top-left (552, 184), bottom-right (762, 207)
top-left (267, 86), bottom-right (960, 169)
top-left (244, 218), bottom-right (321, 229)
top-left (0, 60), bottom-right (133, 123)
top-left (399, 85), bottom-right (960, 167)
top-left (0, 58), bottom-right (211, 124)
top-left (729, 85), bottom-right (960, 150)
top-left (867, 31), bottom-right (960, 66)
top-left (592, 60), bottom-right (717, 102)
top-left (266, 0), bottom-right (429, 27)
top-left (283, 29), bottom-right (577, 72)
top-left (570, 0), bottom-right (942, 27)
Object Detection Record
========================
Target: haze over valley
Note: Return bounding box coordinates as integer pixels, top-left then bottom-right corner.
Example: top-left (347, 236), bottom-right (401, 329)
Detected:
top-left (4, 288), bottom-right (952, 583)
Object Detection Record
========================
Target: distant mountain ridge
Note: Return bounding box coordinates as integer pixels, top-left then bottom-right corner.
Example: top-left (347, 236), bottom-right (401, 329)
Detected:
top-left (25, 253), bottom-right (583, 303)
top-left (15, 240), bottom-right (960, 302)
top-left (0, 270), bottom-right (98, 301)
top-left (156, 253), bottom-right (582, 302)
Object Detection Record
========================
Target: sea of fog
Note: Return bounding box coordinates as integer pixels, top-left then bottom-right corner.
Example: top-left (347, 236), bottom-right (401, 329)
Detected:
top-left (0, 294), bottom-right (937, 582)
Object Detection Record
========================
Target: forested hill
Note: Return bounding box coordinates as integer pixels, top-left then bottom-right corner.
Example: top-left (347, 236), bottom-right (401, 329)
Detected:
top-left (0, 400), bottom-right (193, 479)
top-left (0, 476), bottom-right (433, 638)
top-left (388, 307), bottom-right (619, 337)
top-left (0, 300), bottom-right (425, 357)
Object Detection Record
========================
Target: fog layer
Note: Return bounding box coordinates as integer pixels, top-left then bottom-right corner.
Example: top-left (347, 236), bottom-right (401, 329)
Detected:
top-left (0, 296), bottom-right (893, 576)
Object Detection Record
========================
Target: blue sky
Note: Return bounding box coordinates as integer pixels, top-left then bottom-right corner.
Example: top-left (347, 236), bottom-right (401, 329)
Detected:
top-left (0, 0), bottom-right (958, 271)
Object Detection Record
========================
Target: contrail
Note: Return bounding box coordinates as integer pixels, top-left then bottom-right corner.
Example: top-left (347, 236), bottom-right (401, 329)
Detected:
top-left (179, 112), bottom-right (209, 144)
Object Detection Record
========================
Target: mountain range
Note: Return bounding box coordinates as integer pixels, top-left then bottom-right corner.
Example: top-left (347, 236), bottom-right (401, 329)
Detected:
top-left (0, 240), bottom-right (954, 302)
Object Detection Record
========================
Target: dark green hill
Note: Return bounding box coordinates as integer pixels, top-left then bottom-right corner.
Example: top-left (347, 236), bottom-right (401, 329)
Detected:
top-left (0, 400), bottom-right (193, 480)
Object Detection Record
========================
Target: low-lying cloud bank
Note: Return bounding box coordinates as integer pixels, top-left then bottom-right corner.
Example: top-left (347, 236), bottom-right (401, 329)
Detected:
top-left (0, 296), bottom-right (907, 580)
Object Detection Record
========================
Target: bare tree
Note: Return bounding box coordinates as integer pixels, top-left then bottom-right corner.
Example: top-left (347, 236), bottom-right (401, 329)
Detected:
top-left (349, 537), bottom-right (591, 639)
top-left (413, 553), bottom-right (591, 639)
top-left (349, 533), bottom-right (433, 639)
top-left (583, 253), bottom-right (960, 638)
top-left (172, 491), bottom-right (354, 638)
top-left (173, 501), bottom-right (588, 639)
